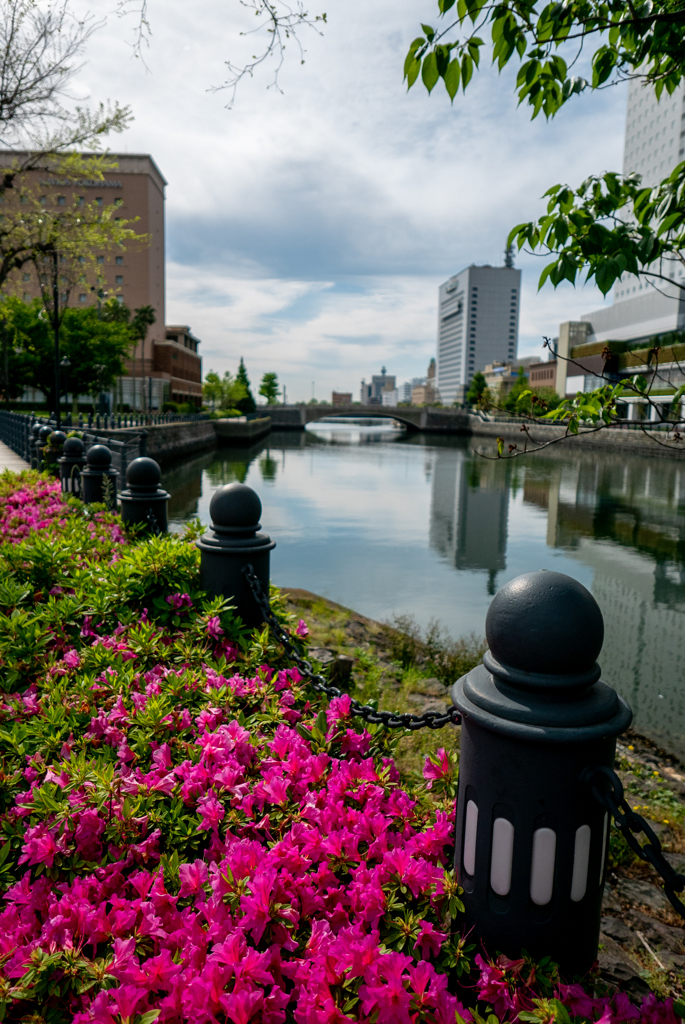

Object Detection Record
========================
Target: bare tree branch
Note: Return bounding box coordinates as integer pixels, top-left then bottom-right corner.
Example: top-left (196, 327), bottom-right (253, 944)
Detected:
top-left (209, 1), bottom-right (327, 107)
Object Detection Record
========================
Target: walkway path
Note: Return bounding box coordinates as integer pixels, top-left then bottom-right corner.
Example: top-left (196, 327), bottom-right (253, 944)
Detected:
top-left (0, 440), bottom-right (28, 472)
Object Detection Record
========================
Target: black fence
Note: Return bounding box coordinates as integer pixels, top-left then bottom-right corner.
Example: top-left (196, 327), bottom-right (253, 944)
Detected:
top-left (0, 411), bottom-right (147, 479)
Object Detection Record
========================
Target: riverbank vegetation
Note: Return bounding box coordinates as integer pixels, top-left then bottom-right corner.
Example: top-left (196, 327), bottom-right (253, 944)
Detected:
top-left (0, 469), bottom-right (683, 1021)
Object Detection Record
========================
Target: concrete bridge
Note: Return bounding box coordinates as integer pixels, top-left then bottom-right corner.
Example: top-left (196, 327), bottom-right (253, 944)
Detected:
top-left (266, 404), bottom-right (471, 433)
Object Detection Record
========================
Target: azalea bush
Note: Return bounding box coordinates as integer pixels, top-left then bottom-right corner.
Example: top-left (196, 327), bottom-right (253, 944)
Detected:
top-left (0, 470), bottom-right (682, 1024)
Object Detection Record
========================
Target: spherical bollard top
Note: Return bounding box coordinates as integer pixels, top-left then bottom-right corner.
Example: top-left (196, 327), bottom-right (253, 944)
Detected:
top-left (63, 437), bottom-right (85, 458)
top-left (209, 483), bottom-right (262, 534)
top-left (86, 444), bottom-right (112, 470)
top-left (49, 430), bottom-right (67, 448)
top-left (485, 570), bottom-right (603, 678)
top-left (125, 457), bottom-right (162, 490)
top-left (38, 425), bottom-right (52, 443)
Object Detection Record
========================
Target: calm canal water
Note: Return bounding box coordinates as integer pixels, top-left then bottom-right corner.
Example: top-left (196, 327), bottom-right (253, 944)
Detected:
top-left (163, 419), bottom-right (685, 760)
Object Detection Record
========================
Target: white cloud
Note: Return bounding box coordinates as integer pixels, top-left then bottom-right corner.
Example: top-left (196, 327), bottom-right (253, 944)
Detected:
top-left (69, 0), bottom-right (627, 399)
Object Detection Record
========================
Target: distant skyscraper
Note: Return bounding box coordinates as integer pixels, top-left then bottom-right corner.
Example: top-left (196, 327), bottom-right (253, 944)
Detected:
top-left (360, 367), bottom-right (396, 405)
top-left (437, 263), bottom-right (521, 406)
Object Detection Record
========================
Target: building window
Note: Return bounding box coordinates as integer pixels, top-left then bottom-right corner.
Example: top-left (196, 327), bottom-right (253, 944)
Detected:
top-left (79, 293), bottom-right (87, 303)
top-left (57, 195), bottom-right (66, 205)
top-left (95, 197), bottom-right (103, 206)
top-left (22, 272), bottom-right (30, 282)
top-left (22, 292), bottom-right (30, 301)
top-left (115, 256), bottom-right (123, 265)
top-left (116, 296), bottom-right (124, 305)
top-left (97, 255), bottom-right (104, 264)
top-left (39, 195), bottom-right (47, 205)
top-left (116, 275), bottom-right (123, 285)
top-left (60, 292), bottom-right (68, 304)
top-left (20, 194), bottom-right (27, 204)
top-left (76, 196), bottom-right (84, 206)
top-left (114, 197), bottom-right (123, 207)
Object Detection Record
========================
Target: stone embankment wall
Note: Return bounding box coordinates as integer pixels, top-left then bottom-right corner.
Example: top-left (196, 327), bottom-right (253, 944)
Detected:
top-left (468, 416), bottom-right (685, 460)
top-left (214, 417), bottom-right (271, 445)
top-left (96, 421), bottom-right (216, 464)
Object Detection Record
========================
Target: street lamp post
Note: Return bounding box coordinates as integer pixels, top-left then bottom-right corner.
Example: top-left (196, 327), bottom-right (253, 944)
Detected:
top-left (53, 250), bottom-right (61, 430)
top-left (60, 356), bottom-right (71, 424)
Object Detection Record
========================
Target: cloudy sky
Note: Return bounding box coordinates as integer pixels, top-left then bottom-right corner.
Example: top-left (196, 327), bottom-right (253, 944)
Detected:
top-left (73, 0), bottom-right (624, 401)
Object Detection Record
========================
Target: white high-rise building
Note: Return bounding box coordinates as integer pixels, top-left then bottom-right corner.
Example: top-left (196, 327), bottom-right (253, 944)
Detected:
top-left (437, 264), bottom-right (521, 405)
top-left (579, 80), bottom-right (685, 348)
top-left (623, 78), bottom-right (685, 186)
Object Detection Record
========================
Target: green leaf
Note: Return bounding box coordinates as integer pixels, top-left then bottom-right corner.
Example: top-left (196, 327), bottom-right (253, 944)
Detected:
top-left (421, 23), bottom-right (436, 42)
top-left (422, 51), bottom-right (439, 92)
top-left (444, 59), bottom-right (461, 99)
top-left (673, 1001), bottom-right (685, 1019)
top-left (138, 1013), bottom-right (162, 1024)
top-left (496, 437), bottom-right (504, 456)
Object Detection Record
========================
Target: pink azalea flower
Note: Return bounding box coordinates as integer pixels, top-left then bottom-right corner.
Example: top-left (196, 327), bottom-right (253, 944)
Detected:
top-left (295, 619), bottom-right (309, 638)
top-left (206, 615), bottom-right (224, 640)
top-left (178, 859), bottom-right (209, 897)
top-left (197, 790), bottom-right (225, 831)
top-left (422, 748), bottom-right (450, 789)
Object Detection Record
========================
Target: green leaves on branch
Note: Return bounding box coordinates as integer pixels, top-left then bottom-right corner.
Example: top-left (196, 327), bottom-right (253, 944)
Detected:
top-left (404, 29), bottom-right (482, 99)
top-left (507, 162), bottom-right (685, 295)
top-left (405, 0), bottom-right (685, 116)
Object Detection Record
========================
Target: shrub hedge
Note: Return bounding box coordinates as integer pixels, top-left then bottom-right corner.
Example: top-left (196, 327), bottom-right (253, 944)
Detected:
top-left (0, 471), bottom-right (681, 1024)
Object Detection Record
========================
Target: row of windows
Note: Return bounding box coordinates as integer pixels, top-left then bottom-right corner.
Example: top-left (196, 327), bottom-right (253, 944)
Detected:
top-left (34, 195), bottom-right (124, 208)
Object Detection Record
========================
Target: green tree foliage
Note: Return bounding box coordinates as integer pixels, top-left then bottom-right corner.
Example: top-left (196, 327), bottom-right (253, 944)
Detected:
top-left (202, 369), bottom-right (248, 411)
top-left (259, 371), bottom-right (280, 405)
top-left (508, 166), bottom-right (685, 295)
top-left (235, 357), bottom-right (256, 414)
top-left (404, 0), bottom-right (685, 114)
top-left (466, 370), bottom-right (487, 406)
top-left (0, 297), bottom-right (132, 408)
top-left (502, 366), bottom-right (530, 412)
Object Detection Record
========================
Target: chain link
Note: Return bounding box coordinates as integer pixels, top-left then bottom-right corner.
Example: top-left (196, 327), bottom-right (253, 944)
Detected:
top-left (588, 765), bottom-right (685, 919)
top-left (242, 564), bottom-right (462, 731)
top-left (145, 508), bottom-right (162, 535)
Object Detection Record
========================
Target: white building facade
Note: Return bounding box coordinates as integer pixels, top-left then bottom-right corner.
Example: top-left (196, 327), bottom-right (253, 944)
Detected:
top-left (437, 264), bottom-right (521, 405)
top-left (579, 79), bottom-right (685, 351)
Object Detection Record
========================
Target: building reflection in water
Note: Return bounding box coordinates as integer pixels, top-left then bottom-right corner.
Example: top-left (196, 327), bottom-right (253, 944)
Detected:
top-left (523, 454), bottom-right (685, 757)
top-left (430, 450), bottom-right (510, 595)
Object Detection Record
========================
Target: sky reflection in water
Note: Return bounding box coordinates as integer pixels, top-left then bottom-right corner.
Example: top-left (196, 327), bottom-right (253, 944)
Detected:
top-left (164, 419), bottom-right (685, 758)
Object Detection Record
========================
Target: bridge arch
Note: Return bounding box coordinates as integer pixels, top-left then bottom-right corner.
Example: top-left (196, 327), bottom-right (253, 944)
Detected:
top-left (300, 404), bottom-right (422, 430)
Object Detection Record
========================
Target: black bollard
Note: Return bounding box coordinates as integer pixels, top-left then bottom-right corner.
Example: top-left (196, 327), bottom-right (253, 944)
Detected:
top-left (451, 570), bottom-right (632, 978)
top-left (118, 457), bottom-right (170, 533)
top-left (47, 430), bottom-right (67, 477)
top-left (80, 445), bottom-right (119, 509)
top-left (196, 483), bottom-right (276, 628)
top-left (36, 425), bottom-right (52, 468)
top-left (58, 437), bottom-right (87, 496)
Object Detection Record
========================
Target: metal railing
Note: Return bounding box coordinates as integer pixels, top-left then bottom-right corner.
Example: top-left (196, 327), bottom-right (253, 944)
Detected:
top-left (0, 411), bottom-right (147, 478)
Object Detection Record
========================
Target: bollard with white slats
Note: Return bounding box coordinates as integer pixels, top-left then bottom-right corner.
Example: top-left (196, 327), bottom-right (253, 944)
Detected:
top-left (451, 570), bottom-right (632, 977)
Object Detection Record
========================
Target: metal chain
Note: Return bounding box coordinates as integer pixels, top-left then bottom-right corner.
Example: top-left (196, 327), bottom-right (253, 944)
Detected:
top-left (145, 508), bottom-right (162, 535)
top-left (242, 564), bottom-right (462, 731)
top-left (588, 765), bottom-right (685, 919)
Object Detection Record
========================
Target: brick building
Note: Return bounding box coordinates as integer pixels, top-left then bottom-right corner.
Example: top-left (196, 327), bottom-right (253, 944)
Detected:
top-left (528, 360), bottom-right (558, 392)
top-left (3, 152), bottom-right (202, 409)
